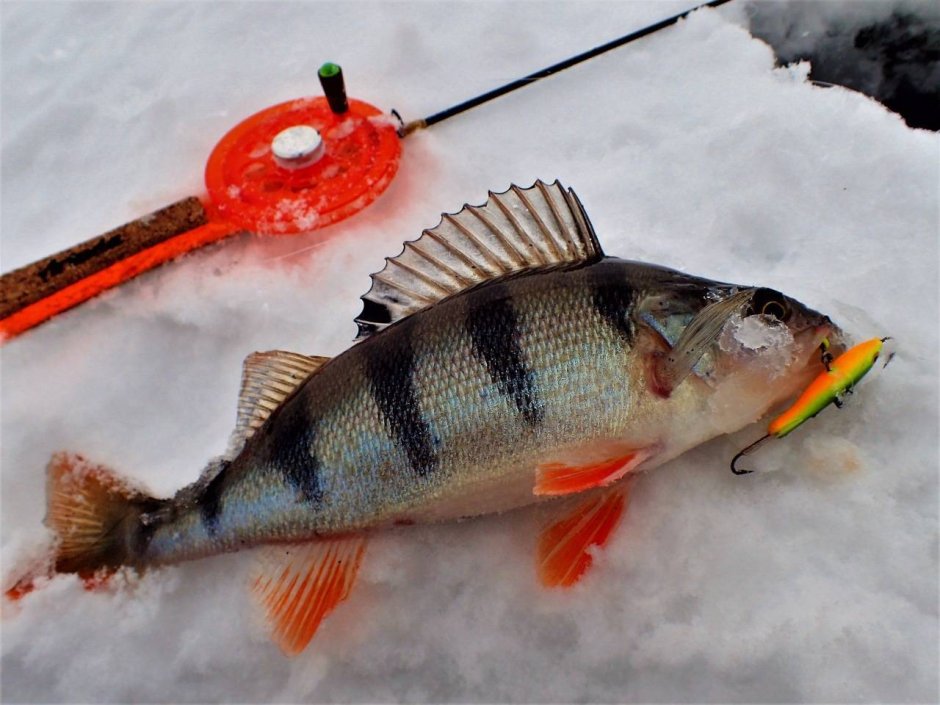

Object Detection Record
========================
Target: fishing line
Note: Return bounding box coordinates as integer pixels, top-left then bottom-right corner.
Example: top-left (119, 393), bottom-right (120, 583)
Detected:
top-left (396, 0), bottom-right (734, 136)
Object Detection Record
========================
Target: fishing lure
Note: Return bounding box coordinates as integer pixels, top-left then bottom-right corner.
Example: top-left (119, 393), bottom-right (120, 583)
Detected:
top-left (730, 336), bottom-right (892, 474)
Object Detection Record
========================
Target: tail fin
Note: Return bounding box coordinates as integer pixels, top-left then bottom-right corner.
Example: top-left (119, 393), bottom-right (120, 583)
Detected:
top-left (45, 452), bottom-right (160, 576)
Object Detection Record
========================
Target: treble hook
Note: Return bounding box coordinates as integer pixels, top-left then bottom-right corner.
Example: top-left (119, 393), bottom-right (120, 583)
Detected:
top-left (730, 434), bottom-right (772, 475)
top-left (879, 336), bottom-right (895, 369)
top-left (819, 337), bottom-right (834, 371)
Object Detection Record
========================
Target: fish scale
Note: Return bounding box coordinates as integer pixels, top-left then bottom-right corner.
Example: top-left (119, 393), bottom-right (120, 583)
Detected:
top-left (147, 255), bottom-right (825, 563)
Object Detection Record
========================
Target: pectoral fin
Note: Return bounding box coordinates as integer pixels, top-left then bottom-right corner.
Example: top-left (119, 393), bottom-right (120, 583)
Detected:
top-left (250, 536), bottom-right (367, 655)
top-left (534, 449), bottom-right (652, 496)
top-left (538, 483), bottom-right (632, 588)
top-left (654, 288), bottom-right (755, 394)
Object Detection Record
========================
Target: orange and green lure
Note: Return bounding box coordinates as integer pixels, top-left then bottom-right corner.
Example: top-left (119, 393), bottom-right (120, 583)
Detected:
top-left (731, 337), bottom-right (891, 475)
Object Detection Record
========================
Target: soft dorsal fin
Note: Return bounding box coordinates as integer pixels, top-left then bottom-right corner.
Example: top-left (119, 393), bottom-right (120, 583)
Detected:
top-left (227, 351), bottom-right (329, 456)
top-left (354, 180), bottom-right (603, 339)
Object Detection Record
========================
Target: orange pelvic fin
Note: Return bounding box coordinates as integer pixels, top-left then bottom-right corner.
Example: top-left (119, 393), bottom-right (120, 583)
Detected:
top-left (534, 449), bottom-right (651, 496)
top-left (250, 536), bottom-right (367, 655)
top-left (538, 483), bottom-right (632, 588)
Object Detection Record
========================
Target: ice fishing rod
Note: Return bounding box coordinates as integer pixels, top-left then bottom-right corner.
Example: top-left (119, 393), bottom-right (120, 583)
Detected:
top-left (0, 0), bottom-right (732, 343)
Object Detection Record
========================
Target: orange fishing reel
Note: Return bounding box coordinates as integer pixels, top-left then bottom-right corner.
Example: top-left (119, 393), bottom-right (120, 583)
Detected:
top-left (0, 63), bottom-right (402, 342)
top-left (205, 69), bottom-right (400, 235)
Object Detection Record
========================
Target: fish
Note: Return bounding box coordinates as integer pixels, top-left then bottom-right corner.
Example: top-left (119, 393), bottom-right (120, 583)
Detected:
top-left (21, 180), bottom-right (840, 654)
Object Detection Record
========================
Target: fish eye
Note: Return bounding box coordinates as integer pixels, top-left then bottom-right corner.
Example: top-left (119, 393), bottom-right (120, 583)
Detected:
top-left (761, 300), bottom-right (788, 319)
top-left (748, 288), bottom-right (791, 322)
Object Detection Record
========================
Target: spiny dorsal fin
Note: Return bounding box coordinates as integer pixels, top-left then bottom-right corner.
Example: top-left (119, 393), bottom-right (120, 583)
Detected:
top-left (354, 180), bottom-right (603, 339)
top-left (227, 351), bottom-right (329, 456)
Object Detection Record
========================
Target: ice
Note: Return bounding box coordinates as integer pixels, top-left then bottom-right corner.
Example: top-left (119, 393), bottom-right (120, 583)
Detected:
top-left (720, 311), bottom-right (795, 353)
top-left (731, 315), bottom-right (793, 351)
top-left (718, 312), bottom-right (796, 376)
top-left (1, 1), bottom-right (937, 703)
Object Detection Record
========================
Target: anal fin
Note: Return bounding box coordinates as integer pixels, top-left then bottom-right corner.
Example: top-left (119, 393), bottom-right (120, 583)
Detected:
top-left (534, 448), bottom-right (652, 496)
top-left (250, 536), bottom-right (367, 655)
top-left (538, 483), bottom-right (632, 588)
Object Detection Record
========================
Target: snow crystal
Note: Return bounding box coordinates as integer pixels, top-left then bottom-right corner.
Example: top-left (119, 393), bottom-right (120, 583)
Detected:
top-left (275, 197), bottom-right (320, 232)
top-left (368, 113), bottom-right (399, 130)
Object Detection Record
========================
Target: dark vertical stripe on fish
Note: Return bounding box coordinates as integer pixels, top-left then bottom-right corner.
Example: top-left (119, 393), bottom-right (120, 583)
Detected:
top-left (134, 497), bottom-right (170, 557)
top-left (466, 286), bottom-right (543, 426)
top-left (591, 278), bottom-right (635, 344)
top-left (265, 401), bottom-right (325, 504)
top-left (365, 330), bottom-right (438, 476)
top-left (134, 521), bottom-right (157, 558)
top-left (199, 464), bottom-right (228, 536)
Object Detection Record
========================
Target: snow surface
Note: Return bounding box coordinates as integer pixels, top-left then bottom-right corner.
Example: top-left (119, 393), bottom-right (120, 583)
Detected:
top-left (1, 2), bottom-right (937, 702)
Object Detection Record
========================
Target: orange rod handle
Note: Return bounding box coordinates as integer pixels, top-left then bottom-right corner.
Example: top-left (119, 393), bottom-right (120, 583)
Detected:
top-left (1, 215), bottom-right (242, 342)
top-left (1, 197), bottom-right (209, 318)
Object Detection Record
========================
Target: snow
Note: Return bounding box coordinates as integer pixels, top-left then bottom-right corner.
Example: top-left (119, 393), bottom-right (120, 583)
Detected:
top-left (726, 315), bottom-right (793, 353)
top-left (1, 1), bottom-right (937, 702)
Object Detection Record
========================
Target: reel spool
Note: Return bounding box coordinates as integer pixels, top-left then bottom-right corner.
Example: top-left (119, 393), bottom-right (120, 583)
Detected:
top-left (205, 95), bottom-right (401, 234)
top-left (206, 62), bottom-right (400, 234)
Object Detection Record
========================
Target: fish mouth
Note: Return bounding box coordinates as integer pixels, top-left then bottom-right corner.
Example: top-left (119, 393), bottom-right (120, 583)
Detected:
top-left (784, 291), bottom-right (844, 354)
top-left (791, 314), bottom-right (845, 375)
top-left (814, 316), bottom-right (846, 355)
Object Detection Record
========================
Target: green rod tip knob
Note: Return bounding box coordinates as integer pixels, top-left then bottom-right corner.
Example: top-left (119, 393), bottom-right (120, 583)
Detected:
top-left (318, 62), bottom-right (348, 114)
top-left (319, 62), bottom-right (341, 78)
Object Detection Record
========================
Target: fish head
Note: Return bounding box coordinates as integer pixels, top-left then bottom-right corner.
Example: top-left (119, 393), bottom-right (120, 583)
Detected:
top-left (636, 266), bottom-right (843, 432)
